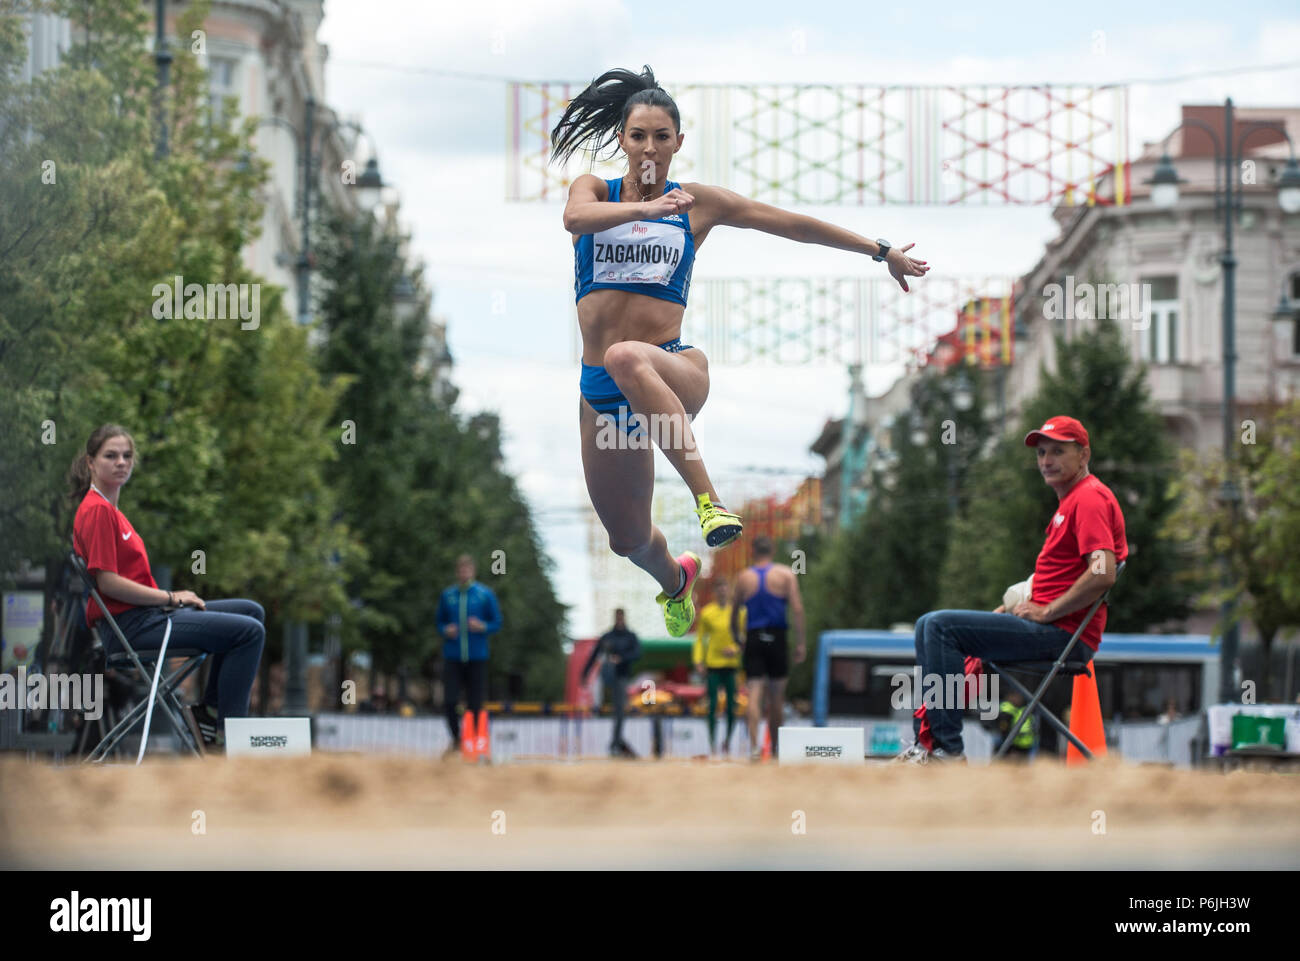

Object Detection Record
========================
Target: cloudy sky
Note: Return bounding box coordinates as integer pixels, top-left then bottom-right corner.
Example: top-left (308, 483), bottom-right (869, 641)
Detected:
top-left (316, 0), bottom-right (1300, 636)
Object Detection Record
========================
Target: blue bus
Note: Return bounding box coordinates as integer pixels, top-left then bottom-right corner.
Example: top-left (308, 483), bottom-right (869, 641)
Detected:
top-left (813, 630), bottom-right (1221, 729)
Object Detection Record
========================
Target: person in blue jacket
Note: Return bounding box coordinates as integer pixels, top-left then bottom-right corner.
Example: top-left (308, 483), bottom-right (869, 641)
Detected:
top-left (435, 554), bottom-right (502, 753)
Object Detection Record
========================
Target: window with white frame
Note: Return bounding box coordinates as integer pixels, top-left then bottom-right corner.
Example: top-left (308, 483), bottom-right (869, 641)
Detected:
top-left (208, 56), bottom-right (238, 126)
top-left (1140, 275), bottom-right (1179, 364)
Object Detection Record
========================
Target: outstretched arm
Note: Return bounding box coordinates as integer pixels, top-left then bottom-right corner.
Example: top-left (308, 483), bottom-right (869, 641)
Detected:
top-left (787, 571), bottom-right (807, 662)
top-left (689, 183), bottom-right (930, 291)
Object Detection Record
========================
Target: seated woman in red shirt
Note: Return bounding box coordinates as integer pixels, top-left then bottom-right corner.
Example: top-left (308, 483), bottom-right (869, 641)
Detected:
top-left (70, 424), bottom-right (266, 747)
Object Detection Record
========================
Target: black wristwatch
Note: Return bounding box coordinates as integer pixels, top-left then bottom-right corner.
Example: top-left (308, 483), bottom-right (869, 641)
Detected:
top-left (872, 238), bottom-right (892, 263)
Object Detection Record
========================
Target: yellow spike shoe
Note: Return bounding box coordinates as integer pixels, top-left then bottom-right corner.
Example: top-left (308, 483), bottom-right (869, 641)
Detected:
top-left (695, 493), bottom-right (743, 548)
top-left (656, 551), bottom-right (702, 637)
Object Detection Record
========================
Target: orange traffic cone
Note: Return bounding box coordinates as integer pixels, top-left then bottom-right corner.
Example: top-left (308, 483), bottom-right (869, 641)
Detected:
top-left (1066, 668), bottom-right (1107, 766)
top-left (475, 710), bottom-right (490, 763)
top-left (461, 710), bottom-right (477, 761)
top-left (761, 723), bottom-right (772, 761)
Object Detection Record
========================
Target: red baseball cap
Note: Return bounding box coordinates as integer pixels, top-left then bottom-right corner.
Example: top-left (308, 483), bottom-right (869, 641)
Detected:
top-left (1024, 415), bottom-right (1089, 448)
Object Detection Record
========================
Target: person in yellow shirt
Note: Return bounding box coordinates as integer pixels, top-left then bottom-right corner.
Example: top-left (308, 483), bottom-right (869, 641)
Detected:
top-left (693, 579), bottom-right (745, 756)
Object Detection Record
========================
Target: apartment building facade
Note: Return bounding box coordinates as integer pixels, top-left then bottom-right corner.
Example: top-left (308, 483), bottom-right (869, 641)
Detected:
top-left (1006, 104), bottom-right (1300, 451)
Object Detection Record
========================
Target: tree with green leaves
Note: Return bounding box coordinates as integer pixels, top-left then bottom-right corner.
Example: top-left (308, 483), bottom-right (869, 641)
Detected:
top-left (312, 201), bottom-right (567, 701)
top-left (1164, 399), bottom-right (1300, 699)
top-left (1, 1), bottom-right (359, 671)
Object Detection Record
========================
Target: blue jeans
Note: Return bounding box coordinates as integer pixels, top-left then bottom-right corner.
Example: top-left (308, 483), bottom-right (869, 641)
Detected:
top-left (112, 600), bottom-right (266, 719)
top-left (912, 610), bottom-right (1087, 755)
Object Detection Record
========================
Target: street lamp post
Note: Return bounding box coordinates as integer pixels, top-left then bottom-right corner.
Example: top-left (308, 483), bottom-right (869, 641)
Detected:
top-left (1145, 98), bottom-right (1300, 704)
top-left (220, 116), bottom-right (320, 716)
top-left (949, 370), bottom-right (974, 516)
top-left (249, 105), bottom-right (380, 715)
top-left (153, 0), bottom-right (172, 158)
top-left (297, 96), bottom-right (315, 326)
top-left (256, 101), bottom-right (380, 326)
top-left (355, 157), bottom-right (385, 213)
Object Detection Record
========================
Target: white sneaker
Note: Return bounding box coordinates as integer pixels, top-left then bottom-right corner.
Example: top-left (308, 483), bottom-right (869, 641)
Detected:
top-left (928, 748), bottom-right (966, 764)
top-left (892, 744), bottom-right (929, 764)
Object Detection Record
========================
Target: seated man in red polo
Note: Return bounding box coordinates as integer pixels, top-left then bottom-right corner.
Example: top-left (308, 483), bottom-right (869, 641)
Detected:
top-left (899, 415), bottom-right (1128, 763)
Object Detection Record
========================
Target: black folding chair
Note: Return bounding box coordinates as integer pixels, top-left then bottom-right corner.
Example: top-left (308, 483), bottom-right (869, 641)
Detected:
top-left (67, 551), bottom-right (208, 762)
top-left (988, 559), bottom-right (1125, 761)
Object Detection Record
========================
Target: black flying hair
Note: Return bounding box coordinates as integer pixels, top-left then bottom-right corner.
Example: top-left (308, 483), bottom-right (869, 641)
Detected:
top-left (549, 65), bottom-right (681, 167)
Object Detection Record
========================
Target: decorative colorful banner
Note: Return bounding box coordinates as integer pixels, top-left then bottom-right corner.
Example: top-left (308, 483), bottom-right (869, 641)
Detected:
top-left (513, 82), bottom-right (1129, 208)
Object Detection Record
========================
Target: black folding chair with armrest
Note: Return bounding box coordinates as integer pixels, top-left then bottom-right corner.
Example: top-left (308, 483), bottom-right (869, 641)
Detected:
top-left (67, 551), bottom-right (207, 762)
top-left (987, 559), bottom-right (1125, 761)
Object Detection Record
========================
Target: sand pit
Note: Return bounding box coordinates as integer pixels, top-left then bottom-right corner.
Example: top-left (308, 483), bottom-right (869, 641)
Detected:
top-left (2, 754), bottom-right (1298, 869)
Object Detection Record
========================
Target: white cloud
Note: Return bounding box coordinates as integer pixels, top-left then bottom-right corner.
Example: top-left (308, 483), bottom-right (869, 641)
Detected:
top-left (1258, 22), bottom-right (1300, 66)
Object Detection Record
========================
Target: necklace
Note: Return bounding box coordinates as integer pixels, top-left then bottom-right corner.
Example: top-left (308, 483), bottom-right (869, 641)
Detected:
top-left (624, 174), bottom-right (656, 203)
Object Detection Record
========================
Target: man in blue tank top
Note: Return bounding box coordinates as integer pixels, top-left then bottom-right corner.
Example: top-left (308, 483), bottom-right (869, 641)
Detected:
top-left (731, 536), bottom-right (806, 760)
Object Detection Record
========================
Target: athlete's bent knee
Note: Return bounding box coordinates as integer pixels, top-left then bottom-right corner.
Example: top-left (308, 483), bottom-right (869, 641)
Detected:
top-left (608, 534), bottom-right (653, 558)
top-left (603, 342), bottom-right (648, 384)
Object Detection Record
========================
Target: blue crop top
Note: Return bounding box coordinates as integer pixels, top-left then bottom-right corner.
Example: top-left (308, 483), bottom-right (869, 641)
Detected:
top-left (573, 177), bottom-right (695, 307)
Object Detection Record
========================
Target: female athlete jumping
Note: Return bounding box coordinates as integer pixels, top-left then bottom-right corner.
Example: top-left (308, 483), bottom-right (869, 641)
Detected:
top-left (552, 65), bottom-right (928, 637)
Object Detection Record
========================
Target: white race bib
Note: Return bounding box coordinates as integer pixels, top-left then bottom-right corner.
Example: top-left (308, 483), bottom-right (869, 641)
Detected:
top-left (592, 221), bottom-right (686, 286)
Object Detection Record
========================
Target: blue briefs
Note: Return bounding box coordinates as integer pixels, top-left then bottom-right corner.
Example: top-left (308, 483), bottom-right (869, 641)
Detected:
top-left (580, 338), bottom-right (694, 435)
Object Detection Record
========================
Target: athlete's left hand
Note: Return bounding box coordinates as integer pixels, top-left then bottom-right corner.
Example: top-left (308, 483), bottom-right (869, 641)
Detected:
top-left (794, 642), bottom-right (806, 664)
top-left (467, 616), bottom-right (486, 631)
top-left (886, 243), bottom-right (930, 292)
top-left (1012, 601), bottom-right (1053, 623)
